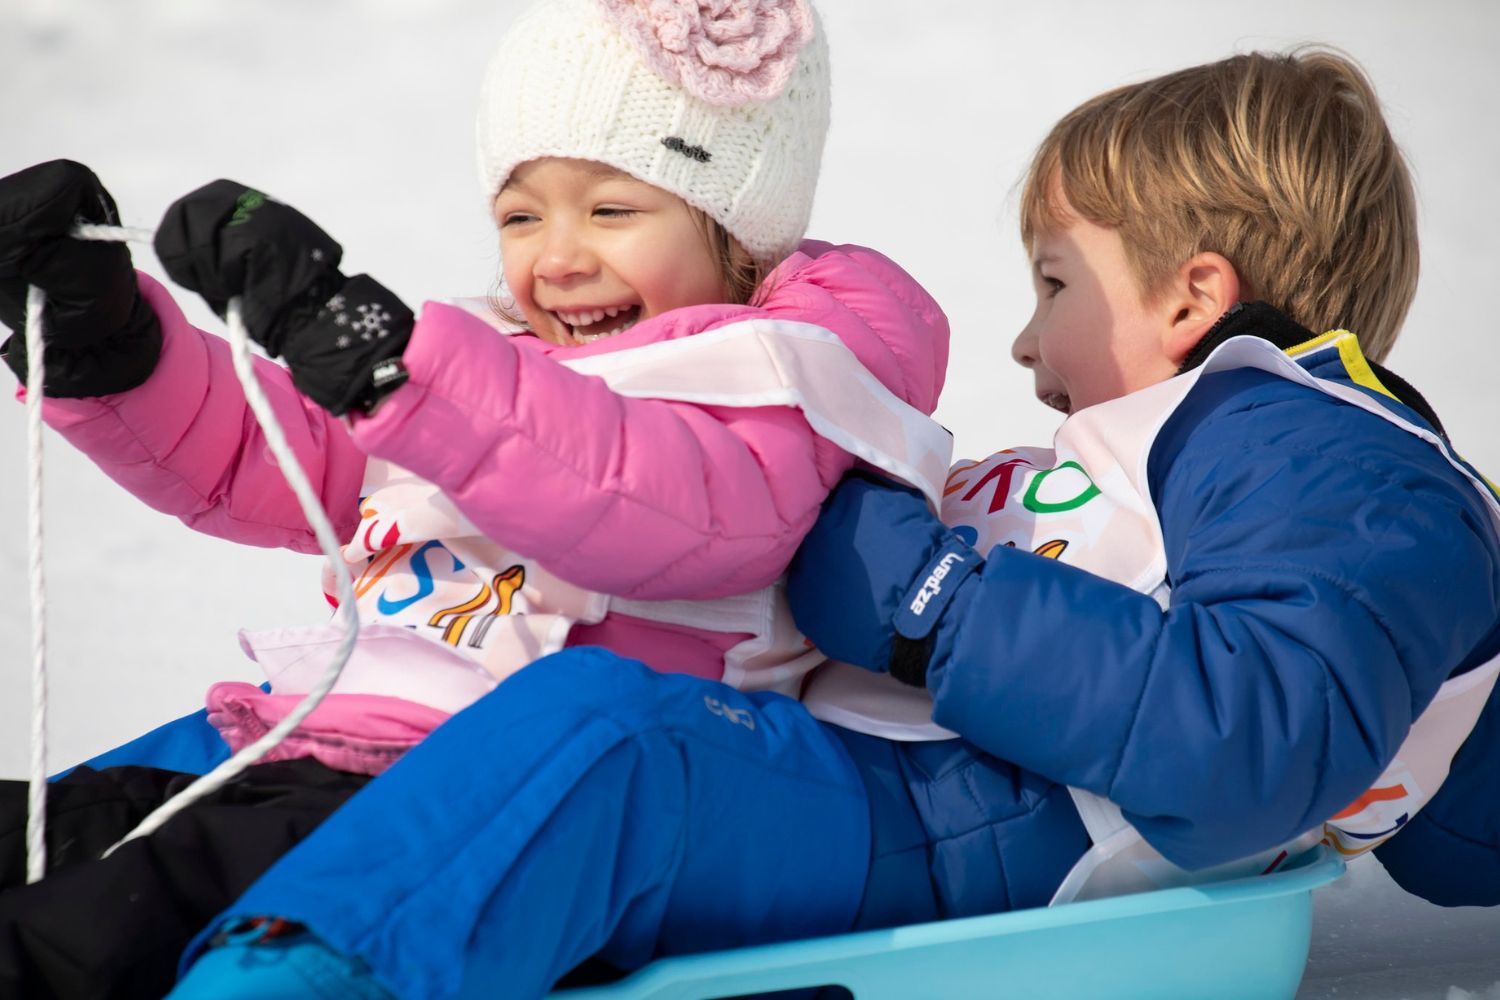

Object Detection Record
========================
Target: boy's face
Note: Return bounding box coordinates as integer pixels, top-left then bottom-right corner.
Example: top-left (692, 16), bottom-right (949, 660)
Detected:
top-left (1012, 205), bottom-right (1181, 416)
top-left (494, 157), bottom-right (726, 347)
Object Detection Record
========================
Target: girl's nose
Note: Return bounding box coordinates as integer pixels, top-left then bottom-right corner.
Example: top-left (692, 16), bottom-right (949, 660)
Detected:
top-left (535, 225), bottom-right (595, 283)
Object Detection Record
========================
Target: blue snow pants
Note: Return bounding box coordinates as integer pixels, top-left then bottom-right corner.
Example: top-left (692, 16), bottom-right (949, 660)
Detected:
top-left (170, 648), bottom-right (1087, 999)
top-left (186, 647), bottom-right (870, 999)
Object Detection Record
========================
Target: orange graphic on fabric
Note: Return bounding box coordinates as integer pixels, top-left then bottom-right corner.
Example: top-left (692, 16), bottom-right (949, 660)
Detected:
top-left (1003, 539), bottom-right (1070, 560)
top-left (944, 461), bottom-right (980, 497)
top-left (1033, 539), bottom-right (1069, 560)
top-left (354, 543), bottom-right (415, 599)
top-left (429, 581), bottom-right (497, 645)
top-left (467, 567), bottom-right (528, 649)
top-left (1330, 783), bottom-right (1409, 820)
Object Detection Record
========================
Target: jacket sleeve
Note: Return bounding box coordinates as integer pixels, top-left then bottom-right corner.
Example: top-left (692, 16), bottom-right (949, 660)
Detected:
top-left (1372, 674), bottom-right (1500, 906)
top-left (927, 369), bottom-right (1500, 869)
top-left (32, 271), bottom-right (366, 552)
top-left (351, 244), bottom-right (950, 600)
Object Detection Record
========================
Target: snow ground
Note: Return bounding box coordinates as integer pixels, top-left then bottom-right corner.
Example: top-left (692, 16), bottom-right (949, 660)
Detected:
top-left (1, 1), bottom-right (1497, 996)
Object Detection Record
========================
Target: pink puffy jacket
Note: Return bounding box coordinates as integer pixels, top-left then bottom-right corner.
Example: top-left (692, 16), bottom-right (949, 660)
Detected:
top-left (37, 240), bottom-right (949, 681)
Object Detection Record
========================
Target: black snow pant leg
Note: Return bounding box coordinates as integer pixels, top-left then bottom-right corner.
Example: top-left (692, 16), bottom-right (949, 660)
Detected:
top-left (0, 757), bottom-right (369, 1000)
top-left (1, 764), bottom-right (203, 889)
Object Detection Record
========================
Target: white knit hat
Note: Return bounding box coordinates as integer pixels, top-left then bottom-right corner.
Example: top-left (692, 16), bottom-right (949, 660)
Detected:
top-left (475, 0), bottom-right (830, 267)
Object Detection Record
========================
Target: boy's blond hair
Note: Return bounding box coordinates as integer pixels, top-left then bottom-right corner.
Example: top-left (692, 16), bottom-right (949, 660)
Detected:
top-left (1020, 48), bottom-right (1417, 362)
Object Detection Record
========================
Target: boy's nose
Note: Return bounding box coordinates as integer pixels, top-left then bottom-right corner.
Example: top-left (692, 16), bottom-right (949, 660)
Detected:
top-left (1011, 323), bottom-right (1038, 368)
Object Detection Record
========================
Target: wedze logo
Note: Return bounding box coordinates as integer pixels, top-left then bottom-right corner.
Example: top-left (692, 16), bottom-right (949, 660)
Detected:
top-left (909, 551), bottom-right (967, 617)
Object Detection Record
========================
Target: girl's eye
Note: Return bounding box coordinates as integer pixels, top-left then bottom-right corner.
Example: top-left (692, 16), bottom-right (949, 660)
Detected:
top-left (500, 212), bottom-right (537, 228)
top-left (594, 206), bottom-right (638, 218)
top-left (1042, 276), bottom-right (1065, 297)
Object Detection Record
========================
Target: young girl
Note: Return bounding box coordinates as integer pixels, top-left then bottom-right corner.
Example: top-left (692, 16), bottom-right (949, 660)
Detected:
top-left (0, 0), bottom-right (951, 994)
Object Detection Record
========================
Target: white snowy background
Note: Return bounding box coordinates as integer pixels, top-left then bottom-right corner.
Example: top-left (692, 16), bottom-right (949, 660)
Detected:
top-left (1, 1), bottom-right (1497, 997)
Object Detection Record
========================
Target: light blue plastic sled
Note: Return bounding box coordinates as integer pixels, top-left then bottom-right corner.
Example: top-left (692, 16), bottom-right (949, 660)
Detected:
top-left (552, 846), bottom-right (1345, 1000)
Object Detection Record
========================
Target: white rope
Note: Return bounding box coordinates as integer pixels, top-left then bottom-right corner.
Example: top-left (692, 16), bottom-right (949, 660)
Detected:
top-left (24, 284), bottom-right (49, 884)
top-left (102, 298), bottom-right (361, 854)
top-left (19, 223), bottom-right (360, 872)
top-left (71, 223), bottom-right (155, 245)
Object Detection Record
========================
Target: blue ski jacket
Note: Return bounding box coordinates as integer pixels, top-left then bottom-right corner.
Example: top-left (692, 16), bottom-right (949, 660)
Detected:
top-left (932, 359), bottom-right (1500, 874)
top-left (793, 330), bottom-right (1500, 901)
top-left (1375, 670), bottom-right (1500, 905)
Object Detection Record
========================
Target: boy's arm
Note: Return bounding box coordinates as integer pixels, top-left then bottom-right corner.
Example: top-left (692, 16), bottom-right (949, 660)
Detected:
top-left (37, 272), bottom-right (366, 553)
top-left (792, 372), bottom-right (1500, 870)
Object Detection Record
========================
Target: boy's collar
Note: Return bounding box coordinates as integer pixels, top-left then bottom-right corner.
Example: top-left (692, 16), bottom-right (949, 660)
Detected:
top-left (1175, 301), bottom-right (1313, 375)
top-left (1177, 300), bottom-right (1447, 440)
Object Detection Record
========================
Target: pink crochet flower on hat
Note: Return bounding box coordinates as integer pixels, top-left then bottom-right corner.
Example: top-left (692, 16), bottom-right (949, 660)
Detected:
top-left (598, 0), bottom-right (814, 106)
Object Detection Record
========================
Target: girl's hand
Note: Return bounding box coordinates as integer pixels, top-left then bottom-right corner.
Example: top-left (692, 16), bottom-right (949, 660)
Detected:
top-left (0, 159), bottom-right (162, 396)
top-left (155, 180), bottom-right (412, 416)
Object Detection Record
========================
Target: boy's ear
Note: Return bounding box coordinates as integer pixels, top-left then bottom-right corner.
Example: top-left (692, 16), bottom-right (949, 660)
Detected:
top-left (1161, 252), bottom-right (1241, 364)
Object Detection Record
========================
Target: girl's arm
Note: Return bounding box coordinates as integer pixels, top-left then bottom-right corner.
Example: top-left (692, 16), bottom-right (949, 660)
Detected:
top-left (352, 244), bottom-right (949, 600)
top-left (38, 273), bottom-right (366, 553)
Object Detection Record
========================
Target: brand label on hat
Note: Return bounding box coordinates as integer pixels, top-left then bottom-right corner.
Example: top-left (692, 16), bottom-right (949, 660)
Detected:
top-left (661, 136), bottom-right (712, 163)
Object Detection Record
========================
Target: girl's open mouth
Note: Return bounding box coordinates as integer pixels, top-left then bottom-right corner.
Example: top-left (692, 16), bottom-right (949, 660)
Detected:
top-left (553, 304), bottom-right (641, 344)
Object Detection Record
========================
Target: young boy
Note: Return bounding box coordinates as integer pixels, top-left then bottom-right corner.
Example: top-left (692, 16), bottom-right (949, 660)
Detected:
top-left (789, 47), bottom-right (1500, 904)
top-left (66, 47), bottom-right (1500, 1000)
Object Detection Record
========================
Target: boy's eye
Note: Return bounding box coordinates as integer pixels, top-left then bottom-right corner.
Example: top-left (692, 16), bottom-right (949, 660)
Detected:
top-left (1042, 276), bottom-right (1065, 297)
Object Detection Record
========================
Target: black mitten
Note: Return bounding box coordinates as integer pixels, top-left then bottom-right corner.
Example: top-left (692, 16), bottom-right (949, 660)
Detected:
top-left (283, 274), bottom-right (413, 416)
top-left (155, 180), bottom-right (410, 416)
top-left (0, 159), bottom-right (162, 396)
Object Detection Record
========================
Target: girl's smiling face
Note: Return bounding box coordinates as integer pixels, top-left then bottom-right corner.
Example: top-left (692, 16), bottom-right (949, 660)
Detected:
top-left (494, 157), bottom-right (728, 346)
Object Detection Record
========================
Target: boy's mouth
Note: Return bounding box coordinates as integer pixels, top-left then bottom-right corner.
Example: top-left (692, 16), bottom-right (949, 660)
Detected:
top-left (1039, 392), bottom-right (1072, 415)
top-left (551, 304), bottom-right (641, 345)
